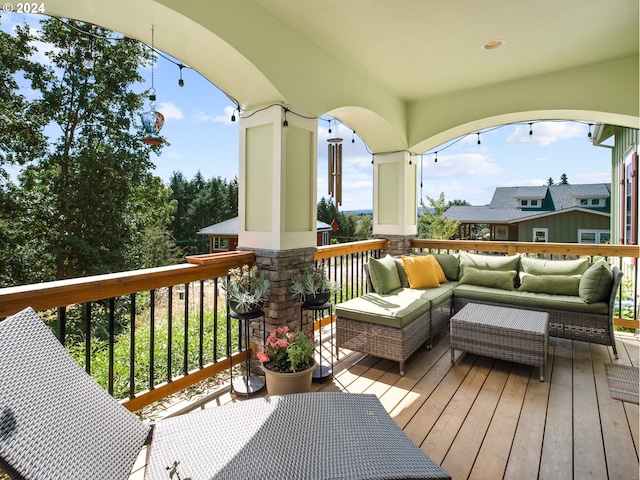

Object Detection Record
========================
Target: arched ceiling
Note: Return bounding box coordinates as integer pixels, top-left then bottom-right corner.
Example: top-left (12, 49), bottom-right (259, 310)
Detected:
top-left (44, 0), bottom-right (639, 153)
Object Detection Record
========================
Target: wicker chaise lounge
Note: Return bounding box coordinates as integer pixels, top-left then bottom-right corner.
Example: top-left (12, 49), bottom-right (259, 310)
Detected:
top-left (0, 307), bottom-right (450, 480)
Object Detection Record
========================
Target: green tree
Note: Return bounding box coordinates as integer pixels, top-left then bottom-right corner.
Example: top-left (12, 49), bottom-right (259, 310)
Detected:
top-left (418, 192), bottom-right (460, 239)
top-left (354, 215), bottom-right (373, 240)
top-left (559, 173), bottom-right (569, 184)
top-left (545, 177), bottom-right (555, 186)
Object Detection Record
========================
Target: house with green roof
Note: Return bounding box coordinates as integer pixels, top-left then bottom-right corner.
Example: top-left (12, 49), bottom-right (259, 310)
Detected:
top-left (444, 183), bottom-right (611, 243)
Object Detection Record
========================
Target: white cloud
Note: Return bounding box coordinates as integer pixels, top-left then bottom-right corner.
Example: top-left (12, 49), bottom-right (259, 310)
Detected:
top-left (157, 102), bottom-right (184, 120)
top-left (193, 105), bottom-right (235, 125)
top-left (423, 152), bottom-right (506, 178)
top-left (506, 121), bottom-right (586, 146)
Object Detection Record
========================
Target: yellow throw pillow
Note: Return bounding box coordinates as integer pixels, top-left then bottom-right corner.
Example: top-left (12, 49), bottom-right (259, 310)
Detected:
top-left (426, 254), bottom-right (448, 284)
top-left (401, 255), bottom-right (440, 289)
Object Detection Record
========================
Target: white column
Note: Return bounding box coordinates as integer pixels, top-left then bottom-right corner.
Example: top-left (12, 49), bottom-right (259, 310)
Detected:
top-left (372, 151), bottom-right (418, 236)
top-left (238, 105), bottom-right (318, 250)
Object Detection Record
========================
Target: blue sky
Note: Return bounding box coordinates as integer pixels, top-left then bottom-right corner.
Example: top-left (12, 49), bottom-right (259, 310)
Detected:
top-left (3, 12), bottom-right (613, 211)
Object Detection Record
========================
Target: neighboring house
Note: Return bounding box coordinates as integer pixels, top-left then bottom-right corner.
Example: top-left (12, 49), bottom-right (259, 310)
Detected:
top-left (444, 183), bottom-right (612, 243)
top-left (198, 217), bottom-right (338, 253)
top-left (592, 124), bottom-right (638, 246)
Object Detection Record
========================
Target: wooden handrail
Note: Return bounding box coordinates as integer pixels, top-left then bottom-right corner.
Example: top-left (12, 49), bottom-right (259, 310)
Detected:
top-left (315, 239), bottom-right (387, 260)
top-left (410, 239), bottom-right (640, 258)
top-left (0, 251), bottom-right (255, 318)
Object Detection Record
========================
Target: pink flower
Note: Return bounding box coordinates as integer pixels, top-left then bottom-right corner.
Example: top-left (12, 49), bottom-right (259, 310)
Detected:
top-left (257, 351), bottom-right (270, 363)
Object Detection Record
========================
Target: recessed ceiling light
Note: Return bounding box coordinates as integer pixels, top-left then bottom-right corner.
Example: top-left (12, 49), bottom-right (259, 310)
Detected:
top-left (482, 39), bottom-right (505, 50)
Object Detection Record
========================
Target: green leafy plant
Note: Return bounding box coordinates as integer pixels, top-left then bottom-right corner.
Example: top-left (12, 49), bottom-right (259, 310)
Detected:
top-left (223, 265), bottom-right (270, 312)
top-left (167, 460), bottom-right (191, 480)
top-left (290, 265), bottom-right (340, 298)
top-left (257, 326), bottom-right (315, 373)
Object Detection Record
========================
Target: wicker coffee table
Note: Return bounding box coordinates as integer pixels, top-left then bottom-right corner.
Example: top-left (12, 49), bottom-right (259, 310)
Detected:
top-left (450, 303), bottom-right (549, 381)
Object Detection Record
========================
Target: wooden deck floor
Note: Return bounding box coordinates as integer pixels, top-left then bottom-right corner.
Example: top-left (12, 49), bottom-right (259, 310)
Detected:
top-left (132, 330), bottom-right (639, 480)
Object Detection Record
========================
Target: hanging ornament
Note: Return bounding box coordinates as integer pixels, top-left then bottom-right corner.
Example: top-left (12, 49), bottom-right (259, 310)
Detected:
top-left (141, 25), bottom-right (165, 146)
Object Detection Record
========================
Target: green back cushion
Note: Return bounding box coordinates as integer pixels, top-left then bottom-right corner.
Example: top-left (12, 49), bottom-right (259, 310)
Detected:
top-left (459, 252), bottom-right (520, 277)
top-left (521, 256), bottom-right (589, 276)
top-left (368, 254), bottom-right (401, 294)
top-left (394, 257), bottom-right (410, 288)
top-left (579, 259), bottom-right (614, 303)
top-left (459, 266), bottom-right (516, 291)
top-left (519, 272), bottom-right (581, 296)
top-left (433, 253), bottom-right (460, 281)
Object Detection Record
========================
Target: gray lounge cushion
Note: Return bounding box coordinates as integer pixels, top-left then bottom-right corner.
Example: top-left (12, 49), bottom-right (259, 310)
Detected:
top-left (519, 272), bottom-right (581, 296)
top-left (579, 259), bottom-right (614, 303)
top-left (521, 256), bottom-right (589, 276)
top-left (459, 266), bottom-right (517, 291)
top-left (0, 307), bottom-right (151, 480)
top-left (368, 254), bottom-right (402, 294)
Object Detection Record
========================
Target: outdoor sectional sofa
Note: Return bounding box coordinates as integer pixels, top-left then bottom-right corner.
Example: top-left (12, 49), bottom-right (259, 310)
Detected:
top-left (335, 252), bottom-right (623, 375)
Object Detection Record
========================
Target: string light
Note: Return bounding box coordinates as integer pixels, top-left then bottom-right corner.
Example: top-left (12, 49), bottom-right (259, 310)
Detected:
top-left (477, 132), bottom-right (481, 145)
top-left (529, 123), bottom-right (533, 136)
top-left (434, 151), bottom-right (438, 163)
top-left (178, 64), bottom-right (184, 87)
top-left (352, 130), bottom-right (356, 143)
top-left (588, 123), bottom-right (593, 138)
top-left (82, 50), bottom-right (94, 69)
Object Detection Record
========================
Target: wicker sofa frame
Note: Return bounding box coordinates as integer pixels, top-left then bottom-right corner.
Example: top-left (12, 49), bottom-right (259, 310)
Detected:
top-left (336, 263), bottom-right (623, 375)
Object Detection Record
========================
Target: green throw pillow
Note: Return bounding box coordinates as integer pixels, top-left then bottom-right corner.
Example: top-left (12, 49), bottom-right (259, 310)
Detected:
top-left (519, 272), bottom-right (581, 296)
top-left (520, 256), bottom-right (588, 276)
top-left (579, 259), bottom-right (614, 303)
top-left (433, 253), bottom-right (460, 281)
top-left (459, 266), bottom-right (516, 291)
top-left (394, 257), bottom-right (410, 288)
top-left (459, 252), bottom-right (520, 277)
top-left (368, 254), bottom-right (401, 294)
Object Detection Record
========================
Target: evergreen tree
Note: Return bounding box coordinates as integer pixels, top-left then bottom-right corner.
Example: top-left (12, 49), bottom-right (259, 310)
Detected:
top-left (418, 192), bottom-right (460, 239)
top-left (560, 173), bottom-right (569, 184)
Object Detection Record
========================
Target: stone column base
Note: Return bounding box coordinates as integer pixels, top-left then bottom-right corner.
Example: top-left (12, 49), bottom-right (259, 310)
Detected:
top-left (373, 234), bottom-right (416, 257)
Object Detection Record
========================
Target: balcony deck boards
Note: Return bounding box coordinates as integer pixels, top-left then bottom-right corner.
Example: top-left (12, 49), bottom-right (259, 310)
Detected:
top-left (131, 331), bottom-right (639, 480)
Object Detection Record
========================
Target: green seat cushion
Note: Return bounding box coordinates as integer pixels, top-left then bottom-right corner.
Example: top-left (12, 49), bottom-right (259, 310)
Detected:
top-left (459, 266), bottom-right (516, 291)
top-left (368, 254), bottom-right (402, 294)
top-left (579, 259), bottom-right (614, 303)
top-left (453, 284), bottom-right (609, 315)
top-left (433, 253), bottom-right (460, 281)
top-left (335, 293), bottom-right (430, 329)
top-left (396, 282), bottom-right (457, 307)
top-left (459, 252), bottom-right (520, 276)
top-left (521, 256), bottom-right (589, 276)
top-left (519, 272), bottom-right (581, 296)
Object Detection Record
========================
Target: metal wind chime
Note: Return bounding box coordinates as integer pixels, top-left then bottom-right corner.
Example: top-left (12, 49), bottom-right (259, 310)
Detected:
top-left (327, 136), bottom-right (343, 209)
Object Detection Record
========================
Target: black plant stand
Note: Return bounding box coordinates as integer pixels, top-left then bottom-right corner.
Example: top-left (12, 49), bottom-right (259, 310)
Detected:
top-left (230, 309), bottom-right (265, 397)
top-left (300, 301), bottom-right (333, 382)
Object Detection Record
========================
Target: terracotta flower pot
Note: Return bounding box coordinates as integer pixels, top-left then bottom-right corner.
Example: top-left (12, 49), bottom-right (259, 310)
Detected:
top-left (262, 359), bottom-right (317, 395)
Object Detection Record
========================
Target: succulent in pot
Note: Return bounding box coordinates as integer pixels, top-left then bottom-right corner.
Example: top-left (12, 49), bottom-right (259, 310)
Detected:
top-left (224, 265), bottom-right (270, 314)
top-left (290, 265), bottom-right (340, 306)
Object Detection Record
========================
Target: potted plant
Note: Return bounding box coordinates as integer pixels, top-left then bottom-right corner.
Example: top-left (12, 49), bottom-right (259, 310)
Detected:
top-left (257, 325), bottom-right (316, 395)
top-left (224, 265), bottom-right (270, 314)
top-left (290, 265), bottom-right (340, 306)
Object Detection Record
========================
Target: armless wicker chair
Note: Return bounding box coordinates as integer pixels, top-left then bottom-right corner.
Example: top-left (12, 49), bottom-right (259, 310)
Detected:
top-left (0, 307), bottom-right (450, 480)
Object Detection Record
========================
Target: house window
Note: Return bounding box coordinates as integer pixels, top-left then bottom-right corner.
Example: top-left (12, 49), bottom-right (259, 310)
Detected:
top-left (519, 199), bottom-right (542, 208)
top-left (213, 237), bottom-right (229, 250)
top-left (322, 232), bottom-right (329, 245)
top-left (579, 198), bottom-right (603, 207)
top-left (533, 228), bottom-right (548, 242)
top-left (578, 230), bottom-right (611, 244)
top-left (495, 226), bottom-right (508, 240)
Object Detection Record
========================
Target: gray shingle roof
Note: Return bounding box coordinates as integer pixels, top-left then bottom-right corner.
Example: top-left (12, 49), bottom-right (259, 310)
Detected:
top-left (197, 217), bottom-right (333, 235)
top-left (444, 183), bottom-right (611, 223)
